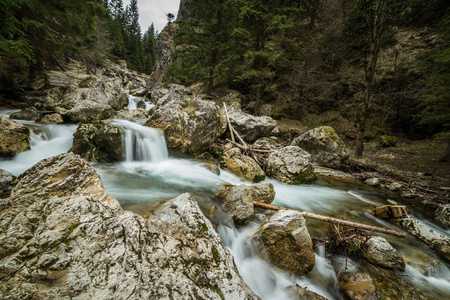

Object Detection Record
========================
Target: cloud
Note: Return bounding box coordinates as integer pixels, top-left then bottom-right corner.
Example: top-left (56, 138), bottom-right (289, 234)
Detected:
top-left (124, 0), bottom-right (180, 33)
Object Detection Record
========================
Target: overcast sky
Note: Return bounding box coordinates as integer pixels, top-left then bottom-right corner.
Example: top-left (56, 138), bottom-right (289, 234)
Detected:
top-left (123, 0), bottom-right (180, 34)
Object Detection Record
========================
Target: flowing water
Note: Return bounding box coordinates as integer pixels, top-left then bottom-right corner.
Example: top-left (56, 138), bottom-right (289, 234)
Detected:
top-left (1, 105), bottom-right (449, 299)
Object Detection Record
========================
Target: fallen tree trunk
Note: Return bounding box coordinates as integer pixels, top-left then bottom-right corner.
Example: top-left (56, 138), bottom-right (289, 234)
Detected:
top-left (253, 200), bottom-right (407, 238)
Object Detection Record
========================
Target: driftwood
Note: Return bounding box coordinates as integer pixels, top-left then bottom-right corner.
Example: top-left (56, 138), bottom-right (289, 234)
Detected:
top-left (253, 200), bottom-right (407, 238)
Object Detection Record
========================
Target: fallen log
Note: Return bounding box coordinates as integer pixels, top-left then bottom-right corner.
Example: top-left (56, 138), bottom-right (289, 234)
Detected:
top-left (223, 103), bottom-right (235, 143)
top-left (253, 200), bottom-right (407, 238)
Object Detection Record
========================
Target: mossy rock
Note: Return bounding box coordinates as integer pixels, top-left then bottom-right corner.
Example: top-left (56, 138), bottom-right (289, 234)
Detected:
top-left (379, 135), bottom-right (398, 147)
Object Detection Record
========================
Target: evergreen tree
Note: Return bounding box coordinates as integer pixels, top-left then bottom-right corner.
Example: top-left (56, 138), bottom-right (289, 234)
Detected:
top-left (143, 24), bottom-right (157, 73)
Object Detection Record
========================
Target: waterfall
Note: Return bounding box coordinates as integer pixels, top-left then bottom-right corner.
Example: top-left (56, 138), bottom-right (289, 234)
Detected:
top-left (109, 120), bottom-right (168, 162)
top-left (125, 90), bottom-right (155, 111)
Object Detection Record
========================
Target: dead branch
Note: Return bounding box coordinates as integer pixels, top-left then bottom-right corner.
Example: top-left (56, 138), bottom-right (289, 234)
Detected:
top-left (223, 103), bottom-right (235, 143)
top-left (253, 201), bottom-right (407, 238)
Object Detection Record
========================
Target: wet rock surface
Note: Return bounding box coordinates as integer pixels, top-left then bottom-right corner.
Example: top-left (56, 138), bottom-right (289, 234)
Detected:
top-left (250, 210), bottom-right (315, 276)
top-left (0, 115), bottom-right (30, 156)
top-left (362, 236), bottom-right (405, 271)
top-left (37, 113), bottom-right (64, 124)
top-left (435, 204), bottom-right (450, 228)
top-left (285, 285), bottom-right (327, 300)
top-left (221, 148), bottom-right (266, 182)
top-left (0, 153), bottom-right (258, 299)
top-left (291, 126), bottom-right (348, 168)
top-left (9, 107), bottom-right (41, 121)
top-left (265, 146), bottom-right (316, 184)
top-left (338, 272), bottom-right (378, 300)
top-left (145, 85), bottom-right (227, 154)
top-left (394, 216), bottom-right (450, 262)
top-left (0, 169), bottom-right (15, 198)
top-left (70, 120), bottom-right (122, 162)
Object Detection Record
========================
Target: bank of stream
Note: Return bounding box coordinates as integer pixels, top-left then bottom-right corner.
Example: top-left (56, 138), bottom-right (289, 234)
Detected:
top-left (0, 102), bottom-right (449, 299)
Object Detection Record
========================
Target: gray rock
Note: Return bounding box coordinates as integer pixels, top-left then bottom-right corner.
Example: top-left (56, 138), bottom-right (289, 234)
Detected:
top-left (213, 182), bottom-right (275, 227)
top-left (0, 169), bottom-right (15, 198)
top-left (362, 236), bottom-right (405, 271)
top-left (70, 120), bottom-right (122, 162)
top-left (0, 153), bottom-right (258, 299)
top-left (365, 178), bottom-right (380, 187)
top-left (130, 89), bottom-right (148, 97)
top-left (253, 138), bottom-right (280, 152)
top-left (116, 108), bottom-right (149, 120)
top-left (0, 115), bottom-right (30, 156)
top-left (145, 85), bottom-right (227, 154)
top-left (265, 146), bottom-right (316, 184)
top-left (435, 204), bottom-right (450, 228)
top-left (291, 126), bottom-right (348, 168)
top-left (222, 148), bottom-right (266, 182)
top-left (38, 113), bottom-right (64, 124)
top-left (223, 103), bottom-right (277, 143)
top-left (67, 100), bottom-right (116, 122)
top-left (250, 210), bottom-right (315, 276)
top-left (388, 182), bottom-right (403, 191)
top-left (147, 25), bottom-right (175, 90)
top-left (339, 272), bottom-right (377, 300)
top-left (394, 216), bottom-right (450, 262)
top-left (10, 107), bottom-right (41, 121)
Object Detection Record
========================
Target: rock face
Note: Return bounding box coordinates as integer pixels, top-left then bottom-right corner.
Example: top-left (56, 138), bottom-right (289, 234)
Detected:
top-left (394, 216), bottom-right (450, 262)
top-left (0, 115), bottom-right (30, 156)
top-left (265, 146), bottom-right (316, 184)
top-left (250, 210), bottom-right (315, 276)
top-left (221, 148), bottom-right (266, 182)
top-left (436, 204), bottom-right (450, 228)
top-left (70, 120), bottom-right (122, 162)
top-left (291, 126), bottom-right (348, 168)
top-left (362, 236), bottom-right (405, 271)
top-left (0, 153), bottom-right (258, 299)
top-left (67, 100), bottom-right (116, 122)
top-left (145, 85), bottom-right (227, 154)
top-left (212, 183), bottom-right (275, 227)
top-left (148, 25), bottom-right (175, 89)
top-left (224, 103), bottom-right (277, 143)
top-left (339, 272), bottom-right (378, 300)
top-left (0, 169), bottom-right (15, 198)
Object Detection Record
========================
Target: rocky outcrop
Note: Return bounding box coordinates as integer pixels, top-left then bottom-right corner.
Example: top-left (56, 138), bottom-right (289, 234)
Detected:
top-left (116, 108), bottom-right (149, 120)
top-left (362, 236), bottom-right (405, 271)
top-left (435, 204), bottom-right (450, 228)
top-left (394, 216), bottom-right (450, 262)
top-left (145, 85), bottom-right (227, 154)
top-left (265, 146), bottom-right (316, 184)
top-left (339, 272), bottom-right (378, 300)
top-left (0, 115), bottom-right (30, 156)
top-left (221, 148), bottom-right (266, 182)
top-left (212, 183), bottom-right (275, 227)
top-left (0, 169), bottom-right (15, 198)
top-left (148, 25), bottom-right (176, 89)
top-left (291, 126), bottom-right (348, 168)
top-left (223, 103), bottom-right (277, 143)
top-left (0, 153), bottom-right (258, 299)
top-left (250, 210), bottom-right (315, 276)
top-left (70, 120), bottom-right (122, 162)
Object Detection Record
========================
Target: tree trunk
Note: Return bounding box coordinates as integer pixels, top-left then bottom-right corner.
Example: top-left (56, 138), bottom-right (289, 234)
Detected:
top-left (207, 68), bottom-right (214, 95)
top-left (253, 201), bottom-right (407, 238)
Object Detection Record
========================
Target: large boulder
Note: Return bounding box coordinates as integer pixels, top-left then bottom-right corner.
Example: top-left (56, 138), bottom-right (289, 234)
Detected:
top-left (0, 169), bottom-right (15, 198)
top-left (265, 146), bottom-right (316, 184)
top-left (9, 107), bottom-right (41, 121)
top-left (212, 182), bottom-right (275, 227)
top-left (291, 126), bottom-right (348, 168)
top-left (250, 210), bottom-right (315, 276)
top-left (70, 120), bottom-right (122, 162)
top-left (67, 100), bottom-right (116, 122)
top-left (0, 153), bottom-right (258, 299)
top-left (362, 236), bottom-right (405, 271)
top-left (394, 216), bottom-right (450, 262)
top-left (221, 148), bottom-right (266, 182)
top-left (339, 272), bottom-right (378, 300)
top-left (145, 85), bottom-right (227, 154)
top-left (0, 115), bottom-right (30, 156)
top-left (37, 113), bottom-right (64, 124)
top-left (223, 103), bottom-right (277, 143)
top-left (286, 286), bottom-right (327, 300)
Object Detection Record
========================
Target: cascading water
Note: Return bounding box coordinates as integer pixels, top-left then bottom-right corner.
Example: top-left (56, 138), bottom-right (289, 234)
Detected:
top-left (125, 90), bottom-right (154, 111)
top-left (1, 103), bottom-right (449, 299)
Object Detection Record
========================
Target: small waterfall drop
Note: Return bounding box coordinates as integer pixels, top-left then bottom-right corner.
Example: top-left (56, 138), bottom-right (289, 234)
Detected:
top-left (125, 90), bottom-right (155, 111)
top-left (109, 120), bottom-right (168, 162)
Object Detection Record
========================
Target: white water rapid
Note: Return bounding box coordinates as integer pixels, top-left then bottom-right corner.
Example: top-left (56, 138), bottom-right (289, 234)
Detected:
top-left (1, 100), bottom-right (449, 299)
